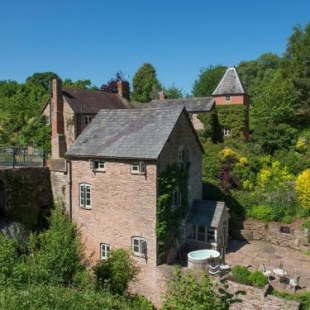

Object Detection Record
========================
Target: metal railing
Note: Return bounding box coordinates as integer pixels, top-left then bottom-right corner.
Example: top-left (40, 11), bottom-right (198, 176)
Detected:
top-left (0, 147), bottom-right (46, 168)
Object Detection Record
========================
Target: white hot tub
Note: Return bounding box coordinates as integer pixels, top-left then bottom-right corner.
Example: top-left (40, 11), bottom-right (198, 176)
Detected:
top-left (187, 249), bottom-right (220, 270)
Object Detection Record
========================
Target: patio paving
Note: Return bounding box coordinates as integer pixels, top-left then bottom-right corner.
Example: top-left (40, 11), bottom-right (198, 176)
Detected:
top-left (225, 239), bottom-right (310, 291)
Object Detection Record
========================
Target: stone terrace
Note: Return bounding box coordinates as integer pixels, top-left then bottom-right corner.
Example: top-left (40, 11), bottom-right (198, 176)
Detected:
top-left (225, 239), bottom-right (310, 291)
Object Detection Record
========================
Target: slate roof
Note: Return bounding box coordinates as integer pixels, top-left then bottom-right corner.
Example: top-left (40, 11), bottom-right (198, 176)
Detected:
top-left (66, 107), bottom-right (197, 160)
top-left (187, 200), bottom-right (228, 227)
top-left (212, 66), bottom-right (246, 96)
top-left (62, 88), bottom-right (132, 114)
top-left (134, 97), bottom-right (215, 112)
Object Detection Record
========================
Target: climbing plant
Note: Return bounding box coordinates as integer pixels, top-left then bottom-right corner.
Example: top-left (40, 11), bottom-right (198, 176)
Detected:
top-left (216, 105), bottom-right (247, 140)
top-left (156, 164), bottom-right (189, 263)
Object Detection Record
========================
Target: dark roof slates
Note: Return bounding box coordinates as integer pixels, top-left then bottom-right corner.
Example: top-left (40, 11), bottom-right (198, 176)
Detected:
top-left (66, 107), bottom-right (186, 160)
top-left (212, 66), bottom-right (245, 96)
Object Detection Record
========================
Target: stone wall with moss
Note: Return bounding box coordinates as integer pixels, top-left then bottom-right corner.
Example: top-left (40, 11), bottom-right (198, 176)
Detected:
top-left (0, 167), bottom-right (53, 230)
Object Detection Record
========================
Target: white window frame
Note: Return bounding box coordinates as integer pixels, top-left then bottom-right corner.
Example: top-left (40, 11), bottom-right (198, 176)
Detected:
top-left (100, 243), bottom-right (110, 260)
top-left (171, 188), bottom-right (182, 211)
top-left (131, 237), bottom-right (147, 257)
top-left (85, 115), bottom-right (92, 125)
top-left (79, 183), bottom-right (91, 209)
top-left (225, 95), bottom-right (231, 101)
top-left (90, 160), bottom-right (105, 171)
top-left (130, 161), bottom-right (146, 174)
top-left (223, 127), bottom-right (231, 136)
top-left (189, 225), bottom-right (216, 243)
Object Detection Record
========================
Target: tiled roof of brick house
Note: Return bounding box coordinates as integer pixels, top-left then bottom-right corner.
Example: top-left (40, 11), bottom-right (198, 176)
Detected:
top-left (187, 200), bottom-right (228, 227)
top-left (212, 66), bottom-right (246, 96)
top-left (134, 97), bottom-right (215, 112)
top-left (66, 107), bottom-right (201, 160)
top-left (62, 88), bottom-right (132, 113)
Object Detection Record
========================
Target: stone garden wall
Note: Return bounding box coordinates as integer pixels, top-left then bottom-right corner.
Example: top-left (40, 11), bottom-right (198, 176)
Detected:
top-left (232, 218), bottom-right (310, 252)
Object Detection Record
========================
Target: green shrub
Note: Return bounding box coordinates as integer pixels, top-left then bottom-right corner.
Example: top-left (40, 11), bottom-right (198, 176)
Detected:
top-left (281, 215), bottom-right (293, 224)
top-left (231, 265), bottom-right (252, 286)
top-left (248, 205), bottom-right (272, 222)
top-left (248, 271), bottom-right (268, 288)
top-left (302, 219), bottom-right (310, 230)
top-left (93, 248), bottom-right (139, 295)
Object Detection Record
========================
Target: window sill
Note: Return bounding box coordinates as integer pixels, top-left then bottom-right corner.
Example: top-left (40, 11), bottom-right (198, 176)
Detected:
top-left (79, 206), bottom-right (92, 210)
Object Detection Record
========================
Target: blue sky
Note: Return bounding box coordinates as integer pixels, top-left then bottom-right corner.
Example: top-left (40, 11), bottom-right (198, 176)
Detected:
top-left (0, 0), bottom-right (309, 94)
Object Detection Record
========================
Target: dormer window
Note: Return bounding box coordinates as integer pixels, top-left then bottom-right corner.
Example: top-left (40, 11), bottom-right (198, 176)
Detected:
top-left (131, 161), bottom-right (146, 174)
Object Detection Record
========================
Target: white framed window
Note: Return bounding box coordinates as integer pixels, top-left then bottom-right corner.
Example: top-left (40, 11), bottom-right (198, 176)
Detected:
top-left (223, 127), bottom-right (231, 136)
top-left (178, 146), bottom-right (190, 164)
top-left (171, 188), bottom-right (182, 211)
top-left (131, 237), bottom-right (147, 257)
top-left (225, 95), bottom-right (231, 101)
top-left (90, 160), bottom-right (105, 171)
top-left (130, 161), bottom-right (146, 174)
top-left (85, 115), bottom-right (92, 125)
top-left (189, 225), bottom-right (216, 243)
top-left (100, 243), bottom-right (110, 260)
top-left (79, 183), bottom-right (91, 209)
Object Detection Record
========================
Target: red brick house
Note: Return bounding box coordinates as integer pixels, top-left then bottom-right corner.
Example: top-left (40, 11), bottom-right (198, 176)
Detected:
top-left (65, 107), bottom-right (204, 303)
top-left (42, 79), bottom-right (132, 159)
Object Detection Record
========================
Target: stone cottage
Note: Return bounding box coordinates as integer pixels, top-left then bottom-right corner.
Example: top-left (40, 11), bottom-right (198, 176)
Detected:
top-left (65, 107), bottom-right (203, 304)
top-left (42, 79), bottom-right (132, 159)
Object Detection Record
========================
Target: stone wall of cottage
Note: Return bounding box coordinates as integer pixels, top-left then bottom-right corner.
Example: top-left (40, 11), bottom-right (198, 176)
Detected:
top-left (62, 99), bottom-right (76, 153)
top-left (232, 218), bottom-right (310, 251)
top-left (70, 158), bottom-right (159, 302)
top-left (158, 112), bottom-right (203, 203)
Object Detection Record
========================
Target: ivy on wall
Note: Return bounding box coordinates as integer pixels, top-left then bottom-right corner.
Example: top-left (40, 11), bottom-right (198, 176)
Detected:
top-left (198, 105), bottom-right (247, 141)
top-left (216, 105), bottom-right (247, 140)
top-left (156, 164), bottom-right (189, 263)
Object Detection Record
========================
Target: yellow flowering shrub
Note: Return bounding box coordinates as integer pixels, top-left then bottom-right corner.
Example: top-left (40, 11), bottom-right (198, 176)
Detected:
top-left (220, 147), bottom-right (238, 160)
top-left (295, 169), bottom-right (310, 210)
top-left (242, 180), bottom-right (253, 191)
top-left (257, 161), bottom-right (294, 190)
top-left (296, 137), bottom-right (308, 154)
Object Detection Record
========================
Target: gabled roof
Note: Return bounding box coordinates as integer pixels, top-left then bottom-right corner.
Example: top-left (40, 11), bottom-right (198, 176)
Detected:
top-left (212, 66), bottom-right (246, 96)
top-left (66, 107), bottom-right (200, 160)
top-left (134, 97), bottom-right (215, 113)
top-left (62, 88), bottom-right (132, 113)
top-left (187, 200), bottom-right (228, 227)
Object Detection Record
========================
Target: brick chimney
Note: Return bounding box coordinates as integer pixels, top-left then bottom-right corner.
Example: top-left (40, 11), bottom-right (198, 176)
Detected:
top-left (51, 78), bottom-right (66, 158)
top-left (117, 80), bottom-right (130, 100)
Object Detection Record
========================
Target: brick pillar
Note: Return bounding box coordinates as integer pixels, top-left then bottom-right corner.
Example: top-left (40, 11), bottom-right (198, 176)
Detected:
top-left (159, 90), bottom-right (166, 100)
top-left (51, 78), bottom-right (66, 158)
top-left (117, 81), bottom-right (130, 100)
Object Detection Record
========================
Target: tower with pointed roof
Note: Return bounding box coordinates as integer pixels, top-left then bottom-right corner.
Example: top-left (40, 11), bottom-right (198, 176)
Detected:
top-left (212, 66), bottom-right (249, 140)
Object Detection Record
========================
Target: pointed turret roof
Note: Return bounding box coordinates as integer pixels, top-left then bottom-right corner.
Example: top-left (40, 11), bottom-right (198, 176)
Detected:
top-left (212, 66), bottom-right (246, 96)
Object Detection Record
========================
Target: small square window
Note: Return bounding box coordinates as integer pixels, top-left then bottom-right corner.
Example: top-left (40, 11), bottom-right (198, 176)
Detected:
top-left (90, 160), bottom-right (105, 170)
top-left (131, 162), bottom-right (146, 174)
top-left (225, 95), bottom-right (231, 101)
top-left (223, 127), bottom-right (231, 136)
top-left (131, 237), bottom-right (147, 257)
top-left (100, 243), bottom-right (110, 260)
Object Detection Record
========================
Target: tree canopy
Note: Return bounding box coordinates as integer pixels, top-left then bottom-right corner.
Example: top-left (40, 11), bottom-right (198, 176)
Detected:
top-left (192, 65), bottom-right (226, 97)
top-left (132, 63), bottom-right (161, 103)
